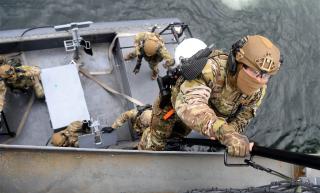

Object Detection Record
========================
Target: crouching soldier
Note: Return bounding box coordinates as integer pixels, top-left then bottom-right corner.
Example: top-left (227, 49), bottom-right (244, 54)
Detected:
top-left (124, 32), bottom-right (174, 80)
top-left (111, 105), bottom-right (152, 136)
top-left (0, 56), bottom-right (44, 112)
top-left (51, 120), bottom-right (91, 147)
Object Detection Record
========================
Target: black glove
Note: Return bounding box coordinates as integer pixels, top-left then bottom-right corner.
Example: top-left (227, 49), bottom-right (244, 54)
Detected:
top-left (101, 126), bottom-right (114, 133)
top-left (133, 68), bottom-right (140, 74)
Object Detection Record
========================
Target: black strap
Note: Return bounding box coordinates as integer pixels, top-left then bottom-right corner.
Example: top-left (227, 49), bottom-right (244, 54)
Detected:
top-left (252, 144), bottom-right (320, 170)
top-left (136, 104), bottom-right (152, 116)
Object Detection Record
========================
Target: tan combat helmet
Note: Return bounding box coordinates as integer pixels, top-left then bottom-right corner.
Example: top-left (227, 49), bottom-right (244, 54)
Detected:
top-left (0, 64), bottom-right (15, 79)
top-left (143, 36), bottom-right (161, 57)
top-left (235, 35), bottom-right (281, 75)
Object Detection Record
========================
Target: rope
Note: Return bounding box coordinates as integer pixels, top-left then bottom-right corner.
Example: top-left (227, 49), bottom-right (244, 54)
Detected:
top-left (78, 67), bottom-right (144, 106)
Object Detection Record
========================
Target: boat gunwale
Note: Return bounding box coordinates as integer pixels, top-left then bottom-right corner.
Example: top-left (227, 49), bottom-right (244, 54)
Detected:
top-left (0, 18), bottom-right (181, 43)
top-left (0, 144), bottom-right (225, 156)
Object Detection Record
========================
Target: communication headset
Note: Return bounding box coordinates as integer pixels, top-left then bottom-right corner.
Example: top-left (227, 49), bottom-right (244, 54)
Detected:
top-left (227, 37), bottom-right (248, 76)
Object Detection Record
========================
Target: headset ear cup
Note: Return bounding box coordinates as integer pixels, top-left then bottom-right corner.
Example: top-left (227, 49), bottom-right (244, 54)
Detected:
top-left (228, 50), bottom-right (237, 76)
top-left (280, 54), bottom-right (284, 65)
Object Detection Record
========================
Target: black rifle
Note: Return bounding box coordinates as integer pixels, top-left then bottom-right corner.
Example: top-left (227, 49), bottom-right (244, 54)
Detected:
top-left (157, 66), bottom-right (182, 108)
top-left (157, 44), bottom-right (214, 109)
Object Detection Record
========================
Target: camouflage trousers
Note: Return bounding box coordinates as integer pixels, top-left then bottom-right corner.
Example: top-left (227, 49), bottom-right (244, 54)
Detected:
top-left (138, 97), bottom-right (191, 151)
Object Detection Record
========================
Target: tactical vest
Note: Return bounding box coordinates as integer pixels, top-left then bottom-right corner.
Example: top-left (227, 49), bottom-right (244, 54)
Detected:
top-left (172, 49), bottom-right (265, 121)
top-left (205, 50), bottom-right (266, 120)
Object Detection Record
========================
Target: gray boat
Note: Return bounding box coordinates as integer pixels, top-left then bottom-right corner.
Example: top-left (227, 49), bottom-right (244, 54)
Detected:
top-left (0, 18), bottom-right (318, 193)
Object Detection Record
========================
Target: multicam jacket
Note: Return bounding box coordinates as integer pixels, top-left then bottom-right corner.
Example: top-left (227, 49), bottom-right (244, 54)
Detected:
top-left (173, 50), bottom-right (266, 138)
top-left (134, 32), bottom-right (174, 66)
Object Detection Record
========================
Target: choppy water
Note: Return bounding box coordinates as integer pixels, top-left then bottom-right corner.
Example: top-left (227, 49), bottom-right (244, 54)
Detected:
top-left (1, 0), bottom-right (320, 153)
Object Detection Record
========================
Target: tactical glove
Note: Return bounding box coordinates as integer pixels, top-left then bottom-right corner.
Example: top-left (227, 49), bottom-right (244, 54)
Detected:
top-left (218, 124), bottom-right (250, 157)
top-left (221, 131), bottom-right (250, 157)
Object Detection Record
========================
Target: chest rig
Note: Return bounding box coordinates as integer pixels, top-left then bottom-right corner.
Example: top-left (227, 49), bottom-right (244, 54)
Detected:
top-left (203, 50), bottom-right (254, 121)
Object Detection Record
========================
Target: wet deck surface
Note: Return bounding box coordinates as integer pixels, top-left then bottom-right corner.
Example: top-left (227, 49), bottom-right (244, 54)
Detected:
top-left (0, 25), bottom-right (179, 148)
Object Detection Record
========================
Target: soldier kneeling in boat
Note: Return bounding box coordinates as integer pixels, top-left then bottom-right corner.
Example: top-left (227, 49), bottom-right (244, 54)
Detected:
top-left (0, 56), bottom-right (44, 112)
top-left (124, 31), bottom-right (174, 80)
top-left (51, 120), bottom-right (91, 147)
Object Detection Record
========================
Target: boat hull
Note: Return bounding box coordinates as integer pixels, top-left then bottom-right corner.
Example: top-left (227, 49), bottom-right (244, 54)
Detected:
top-left (0, 145), bottom-right (293, 193)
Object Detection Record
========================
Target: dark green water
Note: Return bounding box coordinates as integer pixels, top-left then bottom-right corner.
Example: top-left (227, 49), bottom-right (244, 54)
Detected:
top-left (0, 0), bottom-right (320, 153)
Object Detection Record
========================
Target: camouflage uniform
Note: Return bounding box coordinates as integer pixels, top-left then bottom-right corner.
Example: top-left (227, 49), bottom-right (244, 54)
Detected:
top-left (51, 120), bottom-right (90, 147)
top-left (125, 32), bottom-right (174, 79)
top-left (0, 57), bottom-right (44, 112)
top-left (112, 108), bottom-right (152, 136)
top-left (139, 50), bottom-right (266, 152)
